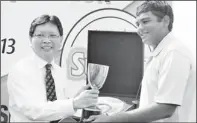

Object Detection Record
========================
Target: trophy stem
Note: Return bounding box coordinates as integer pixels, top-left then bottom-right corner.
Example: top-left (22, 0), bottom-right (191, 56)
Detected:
top-left (80, 106), bottom-right (101, 123)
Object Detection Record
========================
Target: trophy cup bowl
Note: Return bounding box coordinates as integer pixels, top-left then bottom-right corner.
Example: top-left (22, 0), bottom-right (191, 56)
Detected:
top-left (88, 63), bottom-right (109, 90)
top-left (81, 63), bottom-right (109, 122)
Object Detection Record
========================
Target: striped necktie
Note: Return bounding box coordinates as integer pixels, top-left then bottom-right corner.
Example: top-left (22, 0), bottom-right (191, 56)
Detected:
top-left (45, 64), bottom-right (57, 101)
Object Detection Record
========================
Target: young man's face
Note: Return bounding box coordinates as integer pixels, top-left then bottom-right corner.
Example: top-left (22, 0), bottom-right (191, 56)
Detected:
top-left (30, 22), bottom-right (62, 60)
top-left (136, 11), bottom-right (167, 47)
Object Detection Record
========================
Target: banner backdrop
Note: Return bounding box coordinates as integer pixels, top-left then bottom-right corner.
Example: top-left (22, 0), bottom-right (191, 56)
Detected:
top-left (1, 1), bottom-right (132, 76)
top-left (2, 1), bottom-right (196, 122)
top-left (1, 1), bottom-right (137, 122)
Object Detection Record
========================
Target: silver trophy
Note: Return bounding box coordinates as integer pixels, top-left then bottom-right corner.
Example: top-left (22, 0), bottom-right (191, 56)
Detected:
top-left (81, 63), bottom-right (109, 121)
top-left (88, 63), bottom-right (109, 90)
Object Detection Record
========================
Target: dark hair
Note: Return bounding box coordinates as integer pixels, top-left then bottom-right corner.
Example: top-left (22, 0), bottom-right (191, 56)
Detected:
top-left (29, 14), bottom-right (63, 37)
top-left (136, 1), bottom-right (174, 31)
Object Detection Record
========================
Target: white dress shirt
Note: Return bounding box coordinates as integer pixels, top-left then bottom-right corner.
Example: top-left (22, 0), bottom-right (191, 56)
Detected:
top-left (7, 53), bottom-right (76, 122)
top-left (139, 32), bottom-right (196, 122)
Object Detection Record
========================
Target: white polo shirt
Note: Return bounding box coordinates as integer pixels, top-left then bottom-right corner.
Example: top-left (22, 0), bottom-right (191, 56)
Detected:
top-left (139, 32), bottom-right (196, 122)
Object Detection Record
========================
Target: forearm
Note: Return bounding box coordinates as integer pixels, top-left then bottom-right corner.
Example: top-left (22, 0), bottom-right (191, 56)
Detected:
top-left (21, 98), bottom-right (76, 121)
top-left (109, 103), bottom-right (177, 122)
top-left (8, 85), bottom-right (76, 121)
top-left (8, 72), bottom-right (76, 121)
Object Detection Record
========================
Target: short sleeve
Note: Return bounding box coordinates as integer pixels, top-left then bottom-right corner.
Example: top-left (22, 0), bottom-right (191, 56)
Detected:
top-left (154, 50), bottom-right (191, 105)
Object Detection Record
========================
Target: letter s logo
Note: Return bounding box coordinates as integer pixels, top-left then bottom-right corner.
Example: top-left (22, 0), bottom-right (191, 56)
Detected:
top-left (1, 105), bottom-right (10, 122)
top-left (71, 52), bottom-right (85, 77)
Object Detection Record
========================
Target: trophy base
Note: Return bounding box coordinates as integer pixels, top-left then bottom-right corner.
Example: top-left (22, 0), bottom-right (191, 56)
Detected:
top-left (80, 106), bottom-right (101, 122)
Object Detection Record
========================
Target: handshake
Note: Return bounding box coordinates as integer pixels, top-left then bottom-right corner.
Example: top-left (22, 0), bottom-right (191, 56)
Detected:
top-left (73, 85), bottom-right (99, 110)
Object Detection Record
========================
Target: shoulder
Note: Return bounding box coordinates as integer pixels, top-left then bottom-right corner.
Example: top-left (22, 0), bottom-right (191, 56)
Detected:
top-left (167, 36), bottom-right (191, 55)
top-left (52, 63), bottom-right (66, 74)
top-left (9, 56), bottom-right (34, 74)
top-left (157, 39), bottom-right (194, 71)
top-left (162, 37), bottom-right (192, 62)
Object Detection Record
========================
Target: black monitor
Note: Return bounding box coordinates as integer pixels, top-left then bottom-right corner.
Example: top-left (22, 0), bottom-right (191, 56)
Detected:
top-left (87, 30), bottom-right (143, 100)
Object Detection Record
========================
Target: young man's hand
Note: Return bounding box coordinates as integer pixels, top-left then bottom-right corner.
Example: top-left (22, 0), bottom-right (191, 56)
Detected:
top-left (83, 114), bottom-right (111, 122)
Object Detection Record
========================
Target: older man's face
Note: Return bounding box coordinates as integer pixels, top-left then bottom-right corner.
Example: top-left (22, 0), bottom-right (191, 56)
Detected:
top-left (30, 22), bottom-right (62, 60)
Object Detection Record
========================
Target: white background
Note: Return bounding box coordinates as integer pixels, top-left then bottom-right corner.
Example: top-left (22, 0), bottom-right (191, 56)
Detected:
top-left (173, 1), bottom-right (196, 62)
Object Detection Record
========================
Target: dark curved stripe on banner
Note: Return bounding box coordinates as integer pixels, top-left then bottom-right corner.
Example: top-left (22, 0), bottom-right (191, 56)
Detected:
top-left (60, 8), bottom-right (136, 66)
top-left (71, 16), bottom-right (137, 47)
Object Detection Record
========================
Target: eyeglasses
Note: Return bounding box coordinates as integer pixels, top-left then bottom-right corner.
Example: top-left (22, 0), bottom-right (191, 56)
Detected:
top-left (33, 33), bottom-right (60, 40)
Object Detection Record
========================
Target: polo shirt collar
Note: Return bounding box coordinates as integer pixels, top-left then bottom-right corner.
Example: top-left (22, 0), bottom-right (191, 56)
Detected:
top-left (151, 32), bottom-right (174, 57)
